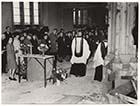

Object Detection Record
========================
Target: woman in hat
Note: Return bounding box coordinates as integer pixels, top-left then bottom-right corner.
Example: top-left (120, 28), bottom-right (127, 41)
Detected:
top-left (6, 37), bottom-right (17, 81)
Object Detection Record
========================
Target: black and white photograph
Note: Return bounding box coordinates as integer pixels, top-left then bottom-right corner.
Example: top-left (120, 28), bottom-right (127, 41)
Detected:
top-left (1, 0), bottom-right (138, 104)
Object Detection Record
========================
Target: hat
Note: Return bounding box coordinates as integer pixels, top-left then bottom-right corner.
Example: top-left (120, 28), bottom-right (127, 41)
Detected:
top-left (40, 26), bottom-right (49, 33)
top-left (12, 31), bottom-right (20, 36)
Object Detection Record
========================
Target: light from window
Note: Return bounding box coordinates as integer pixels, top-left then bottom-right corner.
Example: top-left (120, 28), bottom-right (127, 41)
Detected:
top-left (73, 8), bottom-right (76, 25)
top-left (33, 2), bottom-right (39, 24)
top-left (13, 2), bottom-right (20, 25)
top-left (78, 10), bottom-right (81, 25)
top-left (24, 2), bottom-right (30, 24)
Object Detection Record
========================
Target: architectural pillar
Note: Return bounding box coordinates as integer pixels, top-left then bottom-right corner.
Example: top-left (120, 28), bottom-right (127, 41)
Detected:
top-left (118, 3), bottom-right (128, 63)
top-left (117, 3), bottom-right (137, 63)
top-left (105, 3), bottom-right (116, 65)
top-left (107, 3), bottom-right (112, 55)
top-left (104, 3), bottom-right (138, 89)
top-left (128, 3), bottom-right (137, 62)
top-left (114, 3), bottom-right (122, 63)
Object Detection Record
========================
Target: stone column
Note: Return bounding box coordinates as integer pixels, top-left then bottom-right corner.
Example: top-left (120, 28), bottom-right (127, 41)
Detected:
top-left (104, 3), bottom-right (116, 65)
top-left (111, 3), bottom-right (117, 54)
top-left (114, 3), bottom-right (122, 63)
top-left (113, 3), bottom-right (137, 88)
top-left (128, 3), bottom-right (137, 62)
top-left (107, 3), bottom-right (113, 55)
top-left (117, 3), bottom-right (127, 63)
top-left (105, 3), bottom-right (138, 89)
top-left (117, 3), bottom-right (137, 63)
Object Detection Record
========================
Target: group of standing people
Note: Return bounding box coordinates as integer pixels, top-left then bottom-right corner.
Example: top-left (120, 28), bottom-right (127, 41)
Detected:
top-left (2, 25), bottom-right (108, 82)
top-left (2, 26), bottom-right (18, 80)
top-left (1, 26), bottom-right (72, 80)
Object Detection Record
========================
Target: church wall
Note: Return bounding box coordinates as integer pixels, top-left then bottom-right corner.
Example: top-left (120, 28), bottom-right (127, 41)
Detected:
top-left (40, 2), bottom-right (61, 32)
top-left (1, 2), bottom-right (108, 33)
top-left (2, 2), bottom-right (13, 33)
top-left (62, 8), bottom-right (73, 31)
top-left (1, 2), bottom-right (63, 33)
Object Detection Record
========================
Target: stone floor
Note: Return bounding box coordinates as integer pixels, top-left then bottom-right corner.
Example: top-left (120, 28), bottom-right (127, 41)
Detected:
top-left (1, 59), bottom-right (123, 104)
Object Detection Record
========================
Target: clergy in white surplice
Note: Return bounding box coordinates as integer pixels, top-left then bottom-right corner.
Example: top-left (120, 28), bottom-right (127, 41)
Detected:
top-left (70, 30), bottom-right (91, 77)
top-left (93, 39), bottom-right (107, 82)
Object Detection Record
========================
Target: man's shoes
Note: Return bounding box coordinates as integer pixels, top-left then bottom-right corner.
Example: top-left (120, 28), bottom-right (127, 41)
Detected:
top-left (9, 77), bottom-right (17, 81)
top-left (12, 78), bottom-right (17, 81)
top-left (9, 77), bottom-right (13, 80)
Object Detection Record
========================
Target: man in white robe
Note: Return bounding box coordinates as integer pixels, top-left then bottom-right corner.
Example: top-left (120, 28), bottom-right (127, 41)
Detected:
top-left (70, 30), bottom-right (91, 77)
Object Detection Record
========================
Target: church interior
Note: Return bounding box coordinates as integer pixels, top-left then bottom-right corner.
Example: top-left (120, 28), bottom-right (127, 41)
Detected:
top-left (1, 2), bottom-right (138, 104)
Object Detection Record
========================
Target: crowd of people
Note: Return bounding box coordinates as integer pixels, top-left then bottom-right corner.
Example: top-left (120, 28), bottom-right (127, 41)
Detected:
top-left (2, 25), bottom-right (108, 82)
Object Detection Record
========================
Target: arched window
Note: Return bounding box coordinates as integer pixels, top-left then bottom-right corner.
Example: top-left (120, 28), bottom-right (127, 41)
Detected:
top-left (73, 8), bottom-right (76, 25)
top-left (24, 2), bottom-right (30, 25)
top-left (73, 8), bottom-right (87, 27)
top-left (12, 2), bottom-right (39, 25)
top-left (33, 2), bottom-right (39, 25)
top-left (13, 2), bottom-right (20, 25)
top-left (78, 10), bottom-right (81, 25)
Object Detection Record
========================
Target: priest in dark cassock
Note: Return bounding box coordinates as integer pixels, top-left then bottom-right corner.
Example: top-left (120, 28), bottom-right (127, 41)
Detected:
top-left (70, 30), bottom-right (91, 77)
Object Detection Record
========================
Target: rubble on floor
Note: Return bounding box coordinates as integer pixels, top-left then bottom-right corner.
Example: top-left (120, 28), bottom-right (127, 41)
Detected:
top-left (2, 60), bottom-right (136, 104)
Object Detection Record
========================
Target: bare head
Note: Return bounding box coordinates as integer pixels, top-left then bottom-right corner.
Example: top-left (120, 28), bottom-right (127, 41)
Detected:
top-left (53, 28), bottom-right (57, 34)
top-left (27, 35), bottom-right (32, 40)
top-left (59, 32), bottom-right (63, 37)
top-left (44, 35), bottom-right (48, 40)
top-left (78, 30), bottom-right (82, 37)
top-left (33, 35), bottom-right (37, 40)
top-left (15, 34), bottom-right (20, 39)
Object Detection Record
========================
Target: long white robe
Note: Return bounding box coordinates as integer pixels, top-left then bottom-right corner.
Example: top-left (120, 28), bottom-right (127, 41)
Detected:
top-left (70, 37), bottom-right (91, 64)
top-left (93, 42), bottom-right (108, 68)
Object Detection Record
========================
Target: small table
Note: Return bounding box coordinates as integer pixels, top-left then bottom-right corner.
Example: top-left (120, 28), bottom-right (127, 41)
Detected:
top-left (17, 54), bottom-right (55, 87)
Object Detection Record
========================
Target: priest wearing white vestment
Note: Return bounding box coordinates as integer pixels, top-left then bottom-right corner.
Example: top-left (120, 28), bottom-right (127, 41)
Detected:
top-left (70, 30), bottom-right (91, 77)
